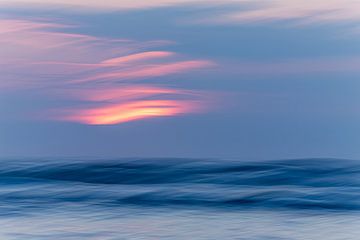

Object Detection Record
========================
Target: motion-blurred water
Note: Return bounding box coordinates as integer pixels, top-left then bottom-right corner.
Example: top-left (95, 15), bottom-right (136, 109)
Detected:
top-left (0, 158), bottom-right (359, 239)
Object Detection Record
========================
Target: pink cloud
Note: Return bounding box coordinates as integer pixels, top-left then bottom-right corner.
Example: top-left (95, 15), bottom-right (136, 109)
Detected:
top-left (101, 51), bottom-right (175, 66)
top-left (66, 85), bottom-right (198, 102)
top-left (220, 1), bottom-right (360, 25)
top-left (0, 19), bottom-right (214, 124)
top-left (74, 60), bottom-right (214, 83)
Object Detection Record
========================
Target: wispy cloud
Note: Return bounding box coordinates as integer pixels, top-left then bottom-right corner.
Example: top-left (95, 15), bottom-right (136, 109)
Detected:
top-left (100, 51), bottom-right (175, 65)
top-left (0, 0), bottom-right (220, 10)
top-left (2, 1), bottom-right (360, 26)
top-left (218, 0), bottom-right (360, 25)
top-left (73, 60), bottom-right (213, 83)
top-left (0, 19), bottom-right (214, 125)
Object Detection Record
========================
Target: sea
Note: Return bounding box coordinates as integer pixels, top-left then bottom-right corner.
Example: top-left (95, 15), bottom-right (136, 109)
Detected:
top-left (0, 158), bottom-right (359, 239)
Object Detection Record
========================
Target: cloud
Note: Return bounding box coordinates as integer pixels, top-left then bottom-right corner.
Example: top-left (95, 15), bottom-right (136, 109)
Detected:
top-left (2, 1), bottom-right (360, 26)
top-left (73, 60), bottom-right (213, 83)
top-left (55, 100), bottom-right (203, 125)
top-left (218, 0), bottom-right (360, 25)
top-left (0, 0), bottom-right (225, 11)
top-left (101, 51), bottom-right (175, 65)
top-left (65, 85), bottom-right (193, 102)
top-left (0, 19), bottom-right (214, 125)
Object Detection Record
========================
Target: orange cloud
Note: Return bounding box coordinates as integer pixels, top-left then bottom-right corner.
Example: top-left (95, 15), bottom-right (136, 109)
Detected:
top-left (58, 100), bottom-right (201, 125)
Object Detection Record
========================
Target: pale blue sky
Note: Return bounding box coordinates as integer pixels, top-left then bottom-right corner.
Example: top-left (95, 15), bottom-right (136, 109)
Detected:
top-left (1, 1), bottom-right (360, 160)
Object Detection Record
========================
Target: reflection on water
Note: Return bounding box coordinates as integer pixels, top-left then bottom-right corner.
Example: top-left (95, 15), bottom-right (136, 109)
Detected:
top-left (0, 158), bottom-right (359, 239)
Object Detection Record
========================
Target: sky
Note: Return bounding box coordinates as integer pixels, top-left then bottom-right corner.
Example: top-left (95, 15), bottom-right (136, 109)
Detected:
top-left (0, 0), bottom-right (360, 160)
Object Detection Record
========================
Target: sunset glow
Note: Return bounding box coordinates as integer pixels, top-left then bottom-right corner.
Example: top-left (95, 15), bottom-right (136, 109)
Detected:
top-left (60, 100), bottom-right (199, 125)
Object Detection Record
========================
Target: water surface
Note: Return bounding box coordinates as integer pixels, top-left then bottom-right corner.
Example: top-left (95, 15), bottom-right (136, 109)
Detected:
top-left (0, 158), bottom-right (359, 239)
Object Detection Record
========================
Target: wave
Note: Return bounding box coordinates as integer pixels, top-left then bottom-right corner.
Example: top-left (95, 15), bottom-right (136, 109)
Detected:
top-left (0, 158), bottom-right (359, 212)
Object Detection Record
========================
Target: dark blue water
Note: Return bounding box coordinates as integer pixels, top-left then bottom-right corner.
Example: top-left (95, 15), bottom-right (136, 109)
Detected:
top-left (0, 158), bottom-right (359, 239)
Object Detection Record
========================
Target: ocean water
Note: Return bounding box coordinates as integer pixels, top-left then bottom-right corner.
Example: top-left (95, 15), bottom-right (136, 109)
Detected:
top-left (0, 158), bottom-right (359, 239)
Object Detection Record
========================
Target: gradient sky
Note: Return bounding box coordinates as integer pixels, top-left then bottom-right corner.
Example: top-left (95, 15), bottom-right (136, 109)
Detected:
top-left (1, 0), bottom-right (360, 160)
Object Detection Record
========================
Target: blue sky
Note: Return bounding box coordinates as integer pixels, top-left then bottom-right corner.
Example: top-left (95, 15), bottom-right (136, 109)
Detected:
top-left (1, 1), bottom-right (360, 160)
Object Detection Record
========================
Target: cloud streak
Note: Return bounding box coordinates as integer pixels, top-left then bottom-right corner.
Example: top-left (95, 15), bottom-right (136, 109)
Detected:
top-left (101, 51), bottom-right (175, 66)
top-left (2, 1), bottom-right (360, 26)
top-left (73, 60), bottom-right (213, 83)
top-left (56, 100), bottom-right (202, 125)
top-left (219, 0), bottom-right (360, 25)
top-left (0, 19), bottom-right (213, 125)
